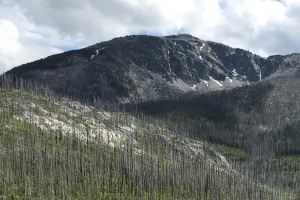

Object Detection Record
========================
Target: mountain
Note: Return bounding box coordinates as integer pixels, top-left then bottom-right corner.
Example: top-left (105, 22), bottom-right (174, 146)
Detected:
top-left (5, 34), bottom-right (300, 103)
top-left (2, 34), bottom-right (300, 198)
top-left (1, 81), bottom-right (291, 199)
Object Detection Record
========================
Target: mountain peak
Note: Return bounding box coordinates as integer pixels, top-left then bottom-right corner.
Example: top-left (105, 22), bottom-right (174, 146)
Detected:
top-left (5, 34), bottom-right (299, 103)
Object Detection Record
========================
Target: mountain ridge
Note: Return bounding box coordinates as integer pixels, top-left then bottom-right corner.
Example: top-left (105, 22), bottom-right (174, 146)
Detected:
top-left (5, 34), bottom-right (300, 103)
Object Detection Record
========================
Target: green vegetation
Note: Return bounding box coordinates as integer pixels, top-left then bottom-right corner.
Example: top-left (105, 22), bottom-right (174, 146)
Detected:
top-left (0, 77), bottom-right (294, 199)
top-left (212, 144), bottom-right (246, 161)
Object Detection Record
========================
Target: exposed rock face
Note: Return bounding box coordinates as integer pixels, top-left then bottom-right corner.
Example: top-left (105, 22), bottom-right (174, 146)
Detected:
top-left (5, 34), bottom-right (300, 103)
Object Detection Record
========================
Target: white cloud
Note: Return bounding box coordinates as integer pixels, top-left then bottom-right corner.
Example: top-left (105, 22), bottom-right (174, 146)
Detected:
top-left (0, 0), bottom-right (300, 73)
top-left (0, 19), bottom-right (22, 71)
top-left (0, 19), bottom-right (20, 54)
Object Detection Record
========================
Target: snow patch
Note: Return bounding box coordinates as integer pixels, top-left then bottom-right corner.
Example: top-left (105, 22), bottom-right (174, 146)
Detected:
top-left (209, 76), bottom-right (223, 87)
top-left (90, 48), bottom-right (105, 60)
top-left (202, 80), bottom-right (209, 87)
top-left (90, 47), bottom-right (105, 60)
top-left (232, 69), bottom-right (239, 76)
top-left (199, 55), bottom-right (203, 60)
top-left (200, 43), bottom-right (205, 51)
top-left (177, 51), bottom-right (185, 55)
top-left (226, 77), bottom-right (233, 83)
top-left (191, 84), bottom-right (197, 91)
top-left (227, 49), bottom-right (235, 56)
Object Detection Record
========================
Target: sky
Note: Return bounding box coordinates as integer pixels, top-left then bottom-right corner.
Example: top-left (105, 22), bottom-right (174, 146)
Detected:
top-left (0, 0), bottom-right (300, 73)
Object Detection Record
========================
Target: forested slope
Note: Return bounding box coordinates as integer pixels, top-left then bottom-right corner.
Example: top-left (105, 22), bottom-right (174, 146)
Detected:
top-left (130, 77), bottom-right (300, 196)
top-left (0, 77), bottom-right (291, 199)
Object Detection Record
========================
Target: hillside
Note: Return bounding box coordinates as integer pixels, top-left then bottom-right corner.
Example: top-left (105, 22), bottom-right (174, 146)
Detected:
top-left (6, 34), bottom-right (300, 103)
top-left (128, 76), bottom-right (300, 195)
top-left (1, 78), bottom-right (293, 199)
